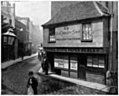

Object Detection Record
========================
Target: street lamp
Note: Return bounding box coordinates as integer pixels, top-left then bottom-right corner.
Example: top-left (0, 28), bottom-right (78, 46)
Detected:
top-left (2, 27), bottom-right (16, 61)
top-left (3, 28), bottom-right (16, 45)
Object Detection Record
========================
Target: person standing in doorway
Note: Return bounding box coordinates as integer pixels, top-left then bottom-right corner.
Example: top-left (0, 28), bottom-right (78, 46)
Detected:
top-left (27, 71), bottom-right (38, 95)
top-left (43, 56), bottom-right (49, 75)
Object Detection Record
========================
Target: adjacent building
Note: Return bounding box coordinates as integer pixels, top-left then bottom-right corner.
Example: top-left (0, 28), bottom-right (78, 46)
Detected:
top-left (30, 24), bottom-right (42, 53)
top-left (16, 17), bottom-right (32, 55)
top-left (1, 1), bottom-right (17, 62)
top-left (42, 1), bottom-right (118, 85)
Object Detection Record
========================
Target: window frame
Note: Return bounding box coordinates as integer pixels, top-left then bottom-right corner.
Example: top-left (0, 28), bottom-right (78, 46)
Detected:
top-left (48, 28), bottom-right (56, 43)
top-left (81, 23), bottom-right (93, 42)
top-left (87, 55), bottom-right (105, 68)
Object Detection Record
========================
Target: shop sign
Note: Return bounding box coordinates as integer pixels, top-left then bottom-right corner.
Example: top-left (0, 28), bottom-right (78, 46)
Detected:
top-left (55, 24), bottom-right (82, 40)
top-left (54, 55), bottom-right (68, 69)
top-left (70, 56), bottom-right (77, 70)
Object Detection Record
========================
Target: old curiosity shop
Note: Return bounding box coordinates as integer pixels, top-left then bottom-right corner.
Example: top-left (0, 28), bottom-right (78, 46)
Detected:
top-left (42, 2), bottom-right (117, 84)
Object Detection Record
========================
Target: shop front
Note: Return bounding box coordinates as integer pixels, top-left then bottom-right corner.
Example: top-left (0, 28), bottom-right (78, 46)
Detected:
top-left (42, 2), bottom-right (110, 84)
top-left (46, 48), bottom-right (108, 84)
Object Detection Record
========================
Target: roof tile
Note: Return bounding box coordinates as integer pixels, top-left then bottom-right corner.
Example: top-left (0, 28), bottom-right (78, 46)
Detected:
top-left (43, 1), bottom-right (110, 27)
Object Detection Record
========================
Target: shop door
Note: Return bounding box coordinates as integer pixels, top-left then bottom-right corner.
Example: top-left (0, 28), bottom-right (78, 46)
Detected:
top-left (78, 55), bottom-right (87, 80)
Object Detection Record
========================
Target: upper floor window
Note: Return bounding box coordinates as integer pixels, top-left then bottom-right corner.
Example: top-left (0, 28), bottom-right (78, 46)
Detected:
top-left (49, 28), bottom-right (56, 42)
top-left (82, 23), bottom-right (92, 42)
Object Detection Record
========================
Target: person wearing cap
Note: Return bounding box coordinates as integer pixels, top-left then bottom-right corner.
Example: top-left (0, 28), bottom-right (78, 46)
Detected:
top-left (27, 71), bottom-right (38, 94)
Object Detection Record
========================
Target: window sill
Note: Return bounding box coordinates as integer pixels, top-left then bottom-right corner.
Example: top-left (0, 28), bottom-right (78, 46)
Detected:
top-left (48, 41), bottom-right (56, 43)
top-left (81, 40), bottom-right (92, 42)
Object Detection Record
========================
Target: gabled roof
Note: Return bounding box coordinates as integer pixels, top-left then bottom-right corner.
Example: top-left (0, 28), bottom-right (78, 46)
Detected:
top-left (42, 1), bottom-right (110, 27)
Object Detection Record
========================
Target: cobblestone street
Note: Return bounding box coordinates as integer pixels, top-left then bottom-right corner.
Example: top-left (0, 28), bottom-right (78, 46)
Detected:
top-left (2, 56), bottom-right (74, 95)
top-left (2, 56), bottom-right (107, 95)
top-left (2, 56), bottom-right (41, 94)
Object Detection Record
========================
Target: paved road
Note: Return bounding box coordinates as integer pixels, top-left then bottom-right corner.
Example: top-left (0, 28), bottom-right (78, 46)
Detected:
top-left (2, 56), bottom-right (41, 94)
top-left (2, 56), bottom-right (73, 95)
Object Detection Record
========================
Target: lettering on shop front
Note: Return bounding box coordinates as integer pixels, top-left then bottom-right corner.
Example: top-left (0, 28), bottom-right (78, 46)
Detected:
top-left (46, 48), bottom-right (104, 53)
top-left (55, 24), bottom-right (82, 40)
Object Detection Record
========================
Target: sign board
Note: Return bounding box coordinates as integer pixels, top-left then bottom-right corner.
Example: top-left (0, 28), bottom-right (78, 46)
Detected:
top-left (55, 24), bottom-right (82, 40)
top-left (70, 56), bottom-right (78, 70)
top-left (54, 55), bottom-right (68, 69)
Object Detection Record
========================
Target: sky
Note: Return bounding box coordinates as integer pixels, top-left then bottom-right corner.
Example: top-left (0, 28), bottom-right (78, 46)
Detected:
top-left (10, 1), bottom-right (51, 30)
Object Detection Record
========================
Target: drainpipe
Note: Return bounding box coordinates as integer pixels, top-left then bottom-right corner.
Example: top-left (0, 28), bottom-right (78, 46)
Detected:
top-left (109, 2), bottom-right (113, 72)
top-left (106, 2), bottom-right (113, 86)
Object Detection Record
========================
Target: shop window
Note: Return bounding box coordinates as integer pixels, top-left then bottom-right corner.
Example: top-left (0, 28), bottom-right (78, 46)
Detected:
top-left (87, 56), bottom-right (104, 68)
top-left (87, 56), bottom-right (93, 67)
top-left (82, 23), bottom-right (92, 42)
top-left (70, 56), bottom-right (78, 71)
top-left (49, 28), bottom-right (56, 42)
top-left (92, 56), bottom-right (98, 67)
top-left (99, 57), bottom-right (105, 68)
top-left (54, 55), bottom-right (68, 69)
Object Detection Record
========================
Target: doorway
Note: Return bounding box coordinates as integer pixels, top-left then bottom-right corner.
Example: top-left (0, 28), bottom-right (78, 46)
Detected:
top-left (78, 55), bottom-right (87, 80)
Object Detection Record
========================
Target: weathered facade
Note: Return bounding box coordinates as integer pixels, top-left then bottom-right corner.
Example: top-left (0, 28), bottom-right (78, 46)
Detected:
top-left (16, 17), bottom-right (32, 55)
top-left (1, 1), bottom-right (17, 62)
top-left (42, 1), bottom-right (118, 85)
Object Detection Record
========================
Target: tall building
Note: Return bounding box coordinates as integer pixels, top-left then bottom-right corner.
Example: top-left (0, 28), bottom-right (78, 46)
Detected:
top-left (16, 17), bottom-right (32, 55)
top-left (1, 1), bottom-right (17, 61)
top-left (42, 1), bottom-right (118, 85)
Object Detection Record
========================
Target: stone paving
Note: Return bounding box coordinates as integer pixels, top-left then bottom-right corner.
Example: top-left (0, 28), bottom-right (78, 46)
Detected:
top-left (2, 56), bottom-right (73, 95)
top-left (2, 57), bottom-right (41, 94)
top-left (2, 56), bottom-right (108, 95)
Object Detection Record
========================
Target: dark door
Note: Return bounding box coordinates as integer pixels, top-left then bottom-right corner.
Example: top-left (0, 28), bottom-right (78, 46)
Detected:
top-left (78, 55), bottom-right (87, 80)
top-left (47, 52), bottom-right (54, 72)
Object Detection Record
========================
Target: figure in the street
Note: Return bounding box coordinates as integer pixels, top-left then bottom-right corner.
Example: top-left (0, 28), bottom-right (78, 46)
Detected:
top-left (21, 50), bottom-right (24, 60)
top-left (42, 56), bottom-right (49, 75)
top-left (20, 43), bottom-right (25, 60)
top-left (38, 43), bottom-right (43, 61)
top-left (27, 71), bottom-right (38, 95)
top-left (38, 49), bottom-right (43, 61)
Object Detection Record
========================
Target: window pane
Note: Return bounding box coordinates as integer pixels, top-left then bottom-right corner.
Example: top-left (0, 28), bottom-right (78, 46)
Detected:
top-left (54, 55), bottom-right (68, 69)
top-left (50, 35), bottom-right (55, 42)
top-left (10, 38), bottom-right (14, 45)
top-left (93, 56), bottom-right (98, 67)
top-left (87, 56), bottom-right (92, 67)
top-left (83, 25), bottom-right (86, 31)
top-left (49, 28), bottom-right (55, 42)
top-left (49, 28), bottom-right (55, 35)
top-left (82, 24), bottom-right (92, 41)
top-left (4, 36), bottom-right (7, 43)
top-left (70, 56), bottom-right (78, 70)
top-left (99, 56), bottom-right (105, 68)
top-left (8, 36), bottom-right (12, 45)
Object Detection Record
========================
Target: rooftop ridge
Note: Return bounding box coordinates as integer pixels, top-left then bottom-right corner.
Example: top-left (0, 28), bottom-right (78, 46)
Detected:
top-left (42, 1), bottom-right (110, 27)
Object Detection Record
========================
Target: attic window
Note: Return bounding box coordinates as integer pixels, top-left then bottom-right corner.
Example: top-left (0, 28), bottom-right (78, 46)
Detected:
top-left (82, 23), bottom-right (92, 42)
top-left (49, 28), bottom-right (56, 42)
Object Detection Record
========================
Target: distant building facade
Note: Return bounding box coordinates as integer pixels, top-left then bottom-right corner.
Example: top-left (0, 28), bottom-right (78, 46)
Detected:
top-left (16, 17), bottom-right (32, 55)
top-left (42, 1), bottom-right (118, 85)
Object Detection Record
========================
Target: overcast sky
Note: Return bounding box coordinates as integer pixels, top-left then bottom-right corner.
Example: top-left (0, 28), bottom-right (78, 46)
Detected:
top-left (10, 1), bottom-right (51, 30)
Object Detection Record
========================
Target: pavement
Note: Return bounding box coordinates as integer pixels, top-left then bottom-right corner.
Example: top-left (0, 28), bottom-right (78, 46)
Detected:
top-left (38, 68), bottom-right (110, 93)
top-left (1, 52), bottom-right (38, 69)
top-left (2, 53), bottom-right (110, 94)
top-left (2, 56), bottom-right (41, 94)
